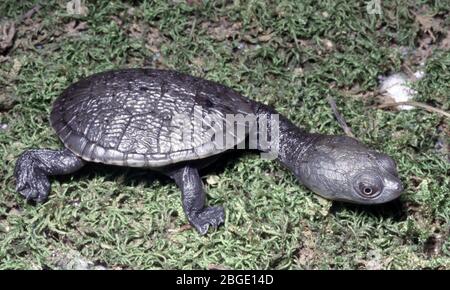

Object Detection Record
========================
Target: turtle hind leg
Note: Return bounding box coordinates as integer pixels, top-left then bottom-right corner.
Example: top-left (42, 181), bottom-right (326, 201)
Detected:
top-left (169, 165), bottom-right (225, 235)
top-left (14, 148), bottom-right (85, 203)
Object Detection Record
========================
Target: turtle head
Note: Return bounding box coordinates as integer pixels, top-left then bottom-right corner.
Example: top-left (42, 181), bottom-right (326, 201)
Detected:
top-left (295, 135), bottom-right (403, 204)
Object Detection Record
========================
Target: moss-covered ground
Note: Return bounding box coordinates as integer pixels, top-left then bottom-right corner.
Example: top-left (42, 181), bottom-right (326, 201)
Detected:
top-left (0, 0), bottom-right (449, 269)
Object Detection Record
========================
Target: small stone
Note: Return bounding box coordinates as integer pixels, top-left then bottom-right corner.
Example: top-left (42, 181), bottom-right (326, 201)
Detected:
top-left (206, 175), bottom-right (220, 185)
top-left (293, 67), bottom-right (304, 77)
top-left (66, 0), bottom-right (89, 16)
top-left (323, 39), bottom-right (334, 50)
top-left (0, 220), bottom-right (10, 233)
top-left (413, 70), bottom-right (425, 80)
top-left (8, 208), bottom-right (22, 216)
top-left (379, 73), bottom-right (415, 110)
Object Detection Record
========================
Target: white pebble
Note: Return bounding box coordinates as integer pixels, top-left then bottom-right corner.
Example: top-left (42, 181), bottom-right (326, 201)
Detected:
top-left (379, 73), bottom-right (415, 110)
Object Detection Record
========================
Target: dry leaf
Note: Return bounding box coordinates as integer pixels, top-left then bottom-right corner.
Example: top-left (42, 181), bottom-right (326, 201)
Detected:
top-left (363, 250), bottom-right (385, 270)
top-left (296, 246), bottom-right (315, 266)
top-left (127, 22), bottom-right (164, 53)
top-left (65, 21), bottom-right (88, 35)
top-left (20, 4), bottom-right (41, 22)
top-left (192, 57), bottom-right (205, 67)
top-left (258, 33), bottom-right (274, 42)
top-left (128, 22), bottom-right (143, 38)
top-left (9, 58), bottom-right (22, 79)
top-left (207, 264), bottom-right (230, 270)
top-left (127, 7), bottom-right (136, 16)
top-left (0, 55), bottom-right (9, 63)
top-left (110, 15), bottom-right (123, 27)
top-left (417, 34), bottom-right (434, 60)
top-left (186, 0), bottom-right (203, 5)
top-left (167, 224), bottom-right (192, 233)
top-left (296, 225), bottom-right (316, 266)
top-left (204, 18), bottom-right (242, 41)
top-left (415, 13), bottom-right (434, 31)
top-left (424, 233), bottom-right (445, 257)
top-left (413, 10), bottom-right (445, 43)
top-left (439, 32), bottom-right (450, 51)
top-left (145, 27), bottom-right (164, 53)
top-left (0, 22), bottom-right (16, 54)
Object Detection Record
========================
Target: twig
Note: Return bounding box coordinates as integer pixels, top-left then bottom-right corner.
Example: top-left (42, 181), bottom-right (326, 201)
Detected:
top-left (375, 101), bottom-right (450, 118)
top-left (326, 95), bottom-right (355, 138)
top-left (19, 4), bottom-right (41, 23)
top-left (207, 264), bottom-right (230, 270)
top-left (401, 63), bottom-right (417, 81)
top-left (167, 224), bottom-right (192, 234)
top-left (189, 17), bottom-right (197, 40)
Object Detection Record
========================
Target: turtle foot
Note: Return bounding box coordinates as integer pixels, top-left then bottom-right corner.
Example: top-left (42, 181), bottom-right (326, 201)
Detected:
top-left (15, 151), bottom-right (50, 203)
top-left (190, 206), bottom-right (225, 235)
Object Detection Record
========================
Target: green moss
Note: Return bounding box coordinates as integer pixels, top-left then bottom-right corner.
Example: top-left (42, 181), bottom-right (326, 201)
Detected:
top-left (0, 0), bottom-right (448, 269)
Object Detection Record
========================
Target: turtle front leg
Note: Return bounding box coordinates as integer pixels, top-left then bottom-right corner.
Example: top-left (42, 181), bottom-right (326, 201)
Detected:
top-left (15, 148), bottom-right (85, 203)
top-left (169, 165), bottom-right (225, 235)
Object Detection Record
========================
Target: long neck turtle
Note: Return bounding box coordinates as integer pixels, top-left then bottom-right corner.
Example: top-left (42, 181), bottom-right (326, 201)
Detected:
top-left (15, 68), bottom-right (403, 235)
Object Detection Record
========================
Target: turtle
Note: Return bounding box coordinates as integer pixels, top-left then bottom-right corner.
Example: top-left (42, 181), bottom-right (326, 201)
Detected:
top-left (15, 68), bottom-right (403, 235)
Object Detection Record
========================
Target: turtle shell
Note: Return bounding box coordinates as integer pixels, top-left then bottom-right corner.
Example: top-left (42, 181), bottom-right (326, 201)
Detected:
top-left (50, 69), bottom-right (256, 167)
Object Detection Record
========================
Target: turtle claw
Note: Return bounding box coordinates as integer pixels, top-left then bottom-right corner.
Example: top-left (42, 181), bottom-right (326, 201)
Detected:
top-left (15, 152), bottom-right (50, 203)
top-left (190, 206), bottom-right (225, 235)
top-left (19, 176), bottom-right (50, 203)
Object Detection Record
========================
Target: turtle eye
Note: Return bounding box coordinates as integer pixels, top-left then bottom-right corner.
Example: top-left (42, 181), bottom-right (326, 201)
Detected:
top-left (353, 173), bottom-right (384, 199)
top-left (358, 183), bottom-right (380, 198)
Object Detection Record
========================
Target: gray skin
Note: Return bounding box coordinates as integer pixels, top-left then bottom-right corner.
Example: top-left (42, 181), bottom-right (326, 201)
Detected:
top-left (14, 69), bottom-right (403, 235)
